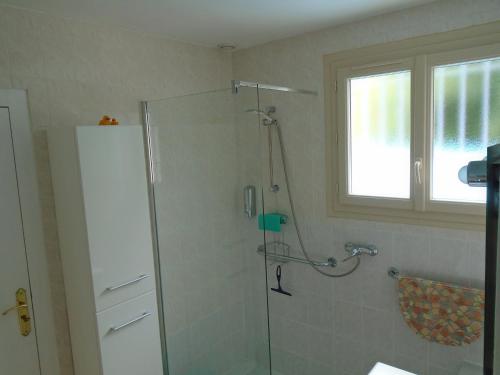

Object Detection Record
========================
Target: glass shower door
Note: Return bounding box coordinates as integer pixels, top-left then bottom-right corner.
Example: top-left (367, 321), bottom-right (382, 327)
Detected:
top-left (145, 87), bottom-right (271, 375)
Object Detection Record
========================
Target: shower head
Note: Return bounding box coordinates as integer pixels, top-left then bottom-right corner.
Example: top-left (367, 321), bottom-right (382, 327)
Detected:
top-left (245, 108), bottom-right (275, 124)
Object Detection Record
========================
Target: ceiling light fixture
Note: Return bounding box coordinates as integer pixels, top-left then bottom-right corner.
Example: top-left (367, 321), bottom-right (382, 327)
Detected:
top-left (217, 44), bottom-right (236, 50)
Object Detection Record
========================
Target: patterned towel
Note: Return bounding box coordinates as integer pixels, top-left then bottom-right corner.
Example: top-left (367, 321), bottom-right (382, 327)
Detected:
top-left (398, 276), bottom-right (484, 346)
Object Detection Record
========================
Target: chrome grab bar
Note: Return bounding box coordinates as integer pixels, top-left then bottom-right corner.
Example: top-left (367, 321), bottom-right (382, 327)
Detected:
top-left (257, 245), bottom-right (337, 268)
top-left (108, 311), bottom-right (151, 334)
top-left (105, 274), bottom-right (150, 292)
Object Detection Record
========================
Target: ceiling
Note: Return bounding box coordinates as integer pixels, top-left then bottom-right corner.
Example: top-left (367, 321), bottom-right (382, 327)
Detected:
top-left (1, 0), bottom-right (438, 48)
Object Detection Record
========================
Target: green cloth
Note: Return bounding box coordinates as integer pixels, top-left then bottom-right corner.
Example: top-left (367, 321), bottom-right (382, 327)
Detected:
top-left (258, 213), bottom-right (287, 232)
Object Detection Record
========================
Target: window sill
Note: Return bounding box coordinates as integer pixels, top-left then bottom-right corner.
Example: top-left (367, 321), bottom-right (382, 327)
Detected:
top-left (328, 201), bottom-right (485, 231)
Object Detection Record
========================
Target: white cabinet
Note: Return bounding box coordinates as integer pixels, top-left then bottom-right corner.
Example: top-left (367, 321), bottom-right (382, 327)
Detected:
top-left (48, 126), bottom-right (163, 375)
top-left (77, 127), bottom-right (156, 311)
top-left (97, 292), bottom-right (163, 375)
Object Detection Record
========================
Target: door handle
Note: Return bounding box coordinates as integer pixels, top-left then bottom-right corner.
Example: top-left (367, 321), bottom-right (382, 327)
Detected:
top-left (414, 158), bottom-right (423, 185)
top-left (2, 304), bottom-right (28, 315)
top-left (1, 288), bottom-right (32, 336)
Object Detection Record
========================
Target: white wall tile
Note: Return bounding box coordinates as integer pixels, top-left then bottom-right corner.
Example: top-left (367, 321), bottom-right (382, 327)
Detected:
top-left (307, 327), bottom-right (334, 366)
top-left (428, 342), bottom-right (468, 372)
top-left (393, 313), bottom-right (429, 362)
top-left (363, 307), bottom-right (395, 351)
top-left (334, 302), bottom-right (363, 341)
top-left (428, 237), bottom-right (469, 284)
top-left (306, 293), bottom-right (334, 330)
top-left (334, 336), bottom-right (365, 375)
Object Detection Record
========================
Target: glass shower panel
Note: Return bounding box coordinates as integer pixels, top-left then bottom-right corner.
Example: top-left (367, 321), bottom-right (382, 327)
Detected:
top-left (147, 87), bottom-right (271, 375)
top-left (256, 88), bottom-right (330, 375)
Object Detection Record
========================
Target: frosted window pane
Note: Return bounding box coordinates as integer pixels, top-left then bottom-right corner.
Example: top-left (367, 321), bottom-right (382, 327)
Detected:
top-left (432, 57), bottom-right (500, 203)
top-left (348, 71), bottom-right (411, 198)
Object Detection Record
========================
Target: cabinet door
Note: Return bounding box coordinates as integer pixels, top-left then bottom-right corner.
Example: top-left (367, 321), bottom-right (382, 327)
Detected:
top-left (97, 291), bottom-right (163, 375)
top-left (77, 126), bottom-right (156, 311)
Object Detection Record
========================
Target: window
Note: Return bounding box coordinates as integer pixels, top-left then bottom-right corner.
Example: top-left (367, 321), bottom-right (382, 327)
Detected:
top-left (348, 71), bottom-right (411, 199)
top-left (431, 57), bottom-right (500, 203)
top-left (325, 22), bottom-right (500, 229)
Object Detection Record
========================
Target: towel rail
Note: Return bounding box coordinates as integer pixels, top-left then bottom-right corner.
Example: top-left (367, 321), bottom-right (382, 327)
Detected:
top-left (388, 267), bottom-right (400, 279)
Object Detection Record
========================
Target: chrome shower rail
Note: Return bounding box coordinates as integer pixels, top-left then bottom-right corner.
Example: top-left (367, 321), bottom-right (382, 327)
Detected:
top-left (232, 80), bottom-right (317, 96)
top-left (257, 245), bottom-right (337, 267)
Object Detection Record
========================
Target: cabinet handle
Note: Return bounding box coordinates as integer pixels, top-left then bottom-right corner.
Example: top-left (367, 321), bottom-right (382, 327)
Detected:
top-left (108, 311), bottom-right (151, 334)
top-left (105, 274), bottom-right (149, 292)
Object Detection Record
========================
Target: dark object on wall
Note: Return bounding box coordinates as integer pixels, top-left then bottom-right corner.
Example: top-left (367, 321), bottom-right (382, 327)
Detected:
top-left (271, 266), bottom-right (291, 297)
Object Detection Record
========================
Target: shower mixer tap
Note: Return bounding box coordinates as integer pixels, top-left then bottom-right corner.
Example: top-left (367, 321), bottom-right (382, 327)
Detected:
top-left (342, 242), bottom-right (378, 262)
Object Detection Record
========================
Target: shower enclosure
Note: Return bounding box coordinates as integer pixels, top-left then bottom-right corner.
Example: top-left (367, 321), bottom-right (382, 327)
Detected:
top-left (141, 81), bottom-right (327, 375)
top-left (141, 79), bottom-right (489, 375)
top-left (143, 84), bottom-right (269, 375)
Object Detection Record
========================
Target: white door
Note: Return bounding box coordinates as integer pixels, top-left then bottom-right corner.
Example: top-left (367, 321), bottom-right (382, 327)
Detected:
top-left (0, 107), bottom-right (41, 374)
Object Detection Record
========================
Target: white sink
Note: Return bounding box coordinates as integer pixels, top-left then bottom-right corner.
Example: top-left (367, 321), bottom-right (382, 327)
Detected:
top-left (368, 363), bottom-right (417, 375)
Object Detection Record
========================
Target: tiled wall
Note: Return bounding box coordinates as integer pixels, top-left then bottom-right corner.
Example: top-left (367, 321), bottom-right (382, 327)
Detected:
top-left (232, 0), bottom-right (500, 374)
top-left (0, 5), bottom-right (231, 374)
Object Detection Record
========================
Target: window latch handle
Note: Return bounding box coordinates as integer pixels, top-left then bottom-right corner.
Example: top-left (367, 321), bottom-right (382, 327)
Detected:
top-left (414, 158), bottom-right (423, 185)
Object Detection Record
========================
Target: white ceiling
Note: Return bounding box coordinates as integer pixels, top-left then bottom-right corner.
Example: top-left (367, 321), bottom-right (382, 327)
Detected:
top-left (1, 0), bottom-right (438, 48)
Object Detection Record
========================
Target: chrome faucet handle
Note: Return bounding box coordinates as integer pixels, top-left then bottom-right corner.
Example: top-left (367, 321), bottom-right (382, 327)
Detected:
top-left (342, 242), bottom-right (378, 262)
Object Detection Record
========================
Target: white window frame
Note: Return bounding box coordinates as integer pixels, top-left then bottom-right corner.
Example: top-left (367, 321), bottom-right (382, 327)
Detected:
top-left (324, 21), bottom-right (500, 230)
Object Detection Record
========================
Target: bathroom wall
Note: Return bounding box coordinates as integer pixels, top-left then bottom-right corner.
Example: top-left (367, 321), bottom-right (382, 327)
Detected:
top-left (4, 0), bottom-right (500, 374)
top-left (232, 0), bottom-right (500, 374)
top-left (0, 5), bottom-right (232, 374)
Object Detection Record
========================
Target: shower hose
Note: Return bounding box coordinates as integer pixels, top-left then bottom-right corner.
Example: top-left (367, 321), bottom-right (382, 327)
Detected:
top-left (274, 122), bottom-right (360, 277)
